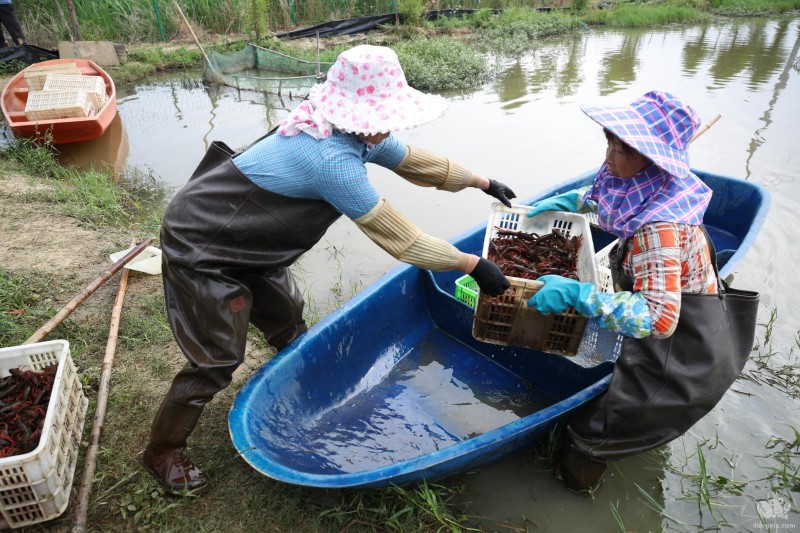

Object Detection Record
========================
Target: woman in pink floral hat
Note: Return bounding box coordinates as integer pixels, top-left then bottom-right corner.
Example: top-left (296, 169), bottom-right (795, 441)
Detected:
top-left (525, 91), bottom-right (753, 493)
top-left (143, 45), bottom-right (515, 494)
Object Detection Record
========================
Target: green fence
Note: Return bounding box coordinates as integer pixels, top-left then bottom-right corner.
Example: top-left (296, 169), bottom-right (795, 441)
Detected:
top-left (268, 0), bottom-right (396, 28)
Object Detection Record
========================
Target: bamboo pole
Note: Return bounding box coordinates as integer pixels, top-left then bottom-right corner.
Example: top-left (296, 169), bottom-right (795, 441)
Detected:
top-left (53, 0), bottom-right (73, 42)
top-left (173, 1), bottom-right (213, 69)
top-left (64, 0), bottom-right (82, 41)
top-left (691, 113), bottom-right (721, 143)
top-left (23, 238), bottom-right (153, 345)
top-left (316, 31), bottom-right (320, 77)
top-left (71, 244), bottom-right (133, 533)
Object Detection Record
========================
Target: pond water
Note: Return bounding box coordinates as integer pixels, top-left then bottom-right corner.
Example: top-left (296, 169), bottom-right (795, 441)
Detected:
top-left (64, 16), bottom-right (800, 530)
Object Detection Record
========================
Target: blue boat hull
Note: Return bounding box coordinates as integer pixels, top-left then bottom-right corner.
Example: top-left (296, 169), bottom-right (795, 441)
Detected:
top-left (229, 169), bottom-right (770, 488)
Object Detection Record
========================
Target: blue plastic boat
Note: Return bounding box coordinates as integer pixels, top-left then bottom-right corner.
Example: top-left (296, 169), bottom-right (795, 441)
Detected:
top-left (229, 169), bottom-right (770, 488)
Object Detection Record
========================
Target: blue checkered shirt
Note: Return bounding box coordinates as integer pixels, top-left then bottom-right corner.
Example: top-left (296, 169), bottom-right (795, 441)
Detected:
top-left (233, 131), bottom-right (407, 219)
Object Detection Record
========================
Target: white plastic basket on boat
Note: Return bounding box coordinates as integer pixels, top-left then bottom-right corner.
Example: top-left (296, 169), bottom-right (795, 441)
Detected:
top-left (42, 74), bottom-right (107, 111)
top-left (595, 240), bottom-right (618, 294)
top-left (0, 340), bottom-right (88, 529)
top-left (472, 204), bottom-right (599, 356)
top-left (23, 63), bottom-right (82, 91)
top-left (24, 90), bottom-right (94, 121)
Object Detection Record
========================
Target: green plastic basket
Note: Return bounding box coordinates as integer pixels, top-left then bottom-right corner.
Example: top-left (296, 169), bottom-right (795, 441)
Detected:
top-left (455, 275), bottom-right (478, 308)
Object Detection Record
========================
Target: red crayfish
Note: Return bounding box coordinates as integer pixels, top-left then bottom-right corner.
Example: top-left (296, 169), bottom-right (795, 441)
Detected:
top-left (487, 228), bottom-right (582, 281)
top-left (0, 365), bottom-right (57, 457)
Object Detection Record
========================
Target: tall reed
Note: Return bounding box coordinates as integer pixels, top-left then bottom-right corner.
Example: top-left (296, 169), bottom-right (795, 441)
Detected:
top-left (14, 0), bottom-right (249, 46)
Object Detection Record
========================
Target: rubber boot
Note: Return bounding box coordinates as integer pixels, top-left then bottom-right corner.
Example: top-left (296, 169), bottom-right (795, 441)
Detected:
top-left (143, 399), bottom-right (210, 494)
top-left (269, 322), bottom-right (307, 352)
top-left (558, 443), bottom-right (607, 494)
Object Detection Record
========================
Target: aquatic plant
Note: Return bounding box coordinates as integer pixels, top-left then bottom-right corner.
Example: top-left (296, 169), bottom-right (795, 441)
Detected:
top-left (580, 3), bottom-right (710, 27)
top-left (710, 0), bottom-right (800, 16)
top-left (479, 8), bottom-right (576, 56)
top-left (394, 37), bottom-right (490, 92)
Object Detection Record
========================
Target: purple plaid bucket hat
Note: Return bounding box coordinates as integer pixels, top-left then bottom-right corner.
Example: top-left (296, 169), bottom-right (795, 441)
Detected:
top-left (581, 90), bottom-right (700, 179)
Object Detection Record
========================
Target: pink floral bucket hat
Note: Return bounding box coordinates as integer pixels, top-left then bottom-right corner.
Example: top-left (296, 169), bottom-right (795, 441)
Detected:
top-left (581, 90), bottom-right (700, 179)
top-left (279, 45), bottom-right (447, 139)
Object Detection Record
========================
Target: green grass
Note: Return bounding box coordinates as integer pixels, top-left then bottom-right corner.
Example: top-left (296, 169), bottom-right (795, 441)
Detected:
top-left (0, 138), bottom-right (163, 232)
top-left (480, 8), bottom-right (576, 56)
top-left (763, 426), bottom-right (800, 499)
top-left (394, 37), bottom-right (491, 92)
top-left (0, 268), bottom-right (106, 357)
top-left (580, 3), bottom-right (710, 27)
top-left (710, 0), bottom-right (800, 16)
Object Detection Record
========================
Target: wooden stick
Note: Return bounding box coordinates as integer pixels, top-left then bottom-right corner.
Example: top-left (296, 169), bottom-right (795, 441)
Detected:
top-left (316, 31), bottom-right (321, 77)
top-left (23, 238), bottom-right (153, 345)
top-left (691, 113), bottom-right (721, 143)
top-left (173, 1), bottom-right (213, 69)
top-left (71, 243), bottom-right (133, 533)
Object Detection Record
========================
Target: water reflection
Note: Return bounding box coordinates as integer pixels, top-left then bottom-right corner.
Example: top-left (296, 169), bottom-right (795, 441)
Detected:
top-left (484, 19), bottom-right (799, 111)
top-left (54, 114), bottom-right (129, 175)
top-left (712, 19), bottom-right (793, 88)
top-left (117, 72), bottom-right (300, 186)
top-left (599, 32), bottom-right (640, 94)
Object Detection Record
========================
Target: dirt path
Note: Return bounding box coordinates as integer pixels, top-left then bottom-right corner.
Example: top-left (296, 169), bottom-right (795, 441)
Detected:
top-left (0, 170), bottom-right (141, 322)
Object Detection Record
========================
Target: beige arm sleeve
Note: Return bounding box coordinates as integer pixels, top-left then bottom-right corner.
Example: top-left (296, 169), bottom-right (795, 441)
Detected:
top-left (393, 145), bottom-right (479, 192)
top-left (354, 199), bottom-right (472, 272)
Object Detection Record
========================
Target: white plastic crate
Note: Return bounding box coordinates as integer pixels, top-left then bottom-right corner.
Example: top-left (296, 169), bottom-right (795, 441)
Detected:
top-left (472, 204), bottom-right (599, 356)
top-left (23, 63), bottom-right (82, 91)
top-left (42, 74), bottom-right (107, 111)
top-left (595, 240), bottom-right (618, 293)
top-left (24, 90), bottom-right (94, 121)
top-left (0, 340), bottom-right (88, 529)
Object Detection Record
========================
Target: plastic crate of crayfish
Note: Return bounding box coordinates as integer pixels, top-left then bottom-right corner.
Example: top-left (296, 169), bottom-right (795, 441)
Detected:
top-left (0, 340), bottom-right (88, 529)
top-left (472, 203), bottom-right (599, 356)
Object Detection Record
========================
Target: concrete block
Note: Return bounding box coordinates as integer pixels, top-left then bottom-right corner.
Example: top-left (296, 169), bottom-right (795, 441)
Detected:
top-left (58, 41), bottom-right (121, 67)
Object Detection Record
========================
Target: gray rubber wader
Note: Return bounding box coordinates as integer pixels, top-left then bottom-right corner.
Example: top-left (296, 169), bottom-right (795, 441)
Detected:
top-left (560, 228), bottom-right (757, 491)
top-left (160, 140), bottom-right (342, 409)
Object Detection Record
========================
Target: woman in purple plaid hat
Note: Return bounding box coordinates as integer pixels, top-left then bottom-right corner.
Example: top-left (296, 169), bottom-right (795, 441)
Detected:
top-left (526, 91), bottom-right (749, 492)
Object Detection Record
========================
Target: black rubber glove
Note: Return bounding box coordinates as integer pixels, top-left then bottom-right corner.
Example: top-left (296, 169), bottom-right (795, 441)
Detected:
top-left (484, 179), bottom-right (517, 208)
top-left (470, 258), bottom-right (510, 296)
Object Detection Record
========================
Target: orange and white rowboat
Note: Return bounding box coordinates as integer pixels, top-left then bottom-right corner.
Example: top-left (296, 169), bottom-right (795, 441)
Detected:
top-left (1, 58), bottom-right (117, 144)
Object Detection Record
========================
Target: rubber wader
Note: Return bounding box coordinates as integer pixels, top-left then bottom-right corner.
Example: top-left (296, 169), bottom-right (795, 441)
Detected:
top-left (559, 229), bottom-right (757, 492)
top-left (144, 140), bottom-right (342, 493)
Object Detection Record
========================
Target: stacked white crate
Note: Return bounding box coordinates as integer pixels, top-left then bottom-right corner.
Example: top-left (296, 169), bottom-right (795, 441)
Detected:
top-left (23, 63), bottom-right (82, 91)
top-left (42, 74), bottom-right (107, 111)
top-left (23, 62), bottom-right (106, 121)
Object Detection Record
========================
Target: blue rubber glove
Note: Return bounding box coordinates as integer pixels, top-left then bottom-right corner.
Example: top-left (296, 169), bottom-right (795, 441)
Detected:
top-left (526, 189), bottom-right (581, 218)
top-left (527, 275), bottom-right (595, 315)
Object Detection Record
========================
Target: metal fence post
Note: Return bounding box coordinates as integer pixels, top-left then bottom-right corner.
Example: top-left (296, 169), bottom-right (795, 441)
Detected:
top-left (152, 0), bottom-right (167, 41)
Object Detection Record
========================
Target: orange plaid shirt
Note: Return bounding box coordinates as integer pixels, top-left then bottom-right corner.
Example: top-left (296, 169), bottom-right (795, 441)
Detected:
top-left (620, 222), bottom-right (718, 338)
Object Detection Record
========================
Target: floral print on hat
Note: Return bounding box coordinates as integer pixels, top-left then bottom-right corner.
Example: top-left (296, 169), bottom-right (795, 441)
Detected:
top-left (279, 45), bottom-right (448, 139)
